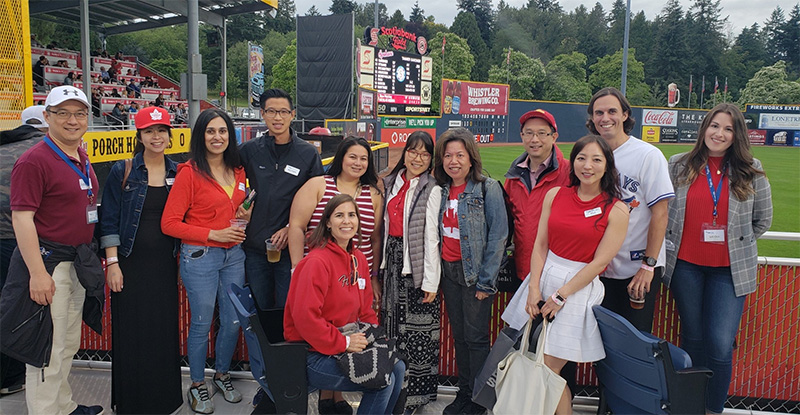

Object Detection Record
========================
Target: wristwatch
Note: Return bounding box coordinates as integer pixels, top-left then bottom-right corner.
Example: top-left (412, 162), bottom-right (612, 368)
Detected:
top-left (642, 256), bottom-right (657, 267)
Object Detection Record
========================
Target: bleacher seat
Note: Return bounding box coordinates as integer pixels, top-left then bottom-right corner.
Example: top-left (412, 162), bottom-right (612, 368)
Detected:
top-left (593, 305), bottom-right (712, 415)
top-left (226, 284), bottom-right (308, 414)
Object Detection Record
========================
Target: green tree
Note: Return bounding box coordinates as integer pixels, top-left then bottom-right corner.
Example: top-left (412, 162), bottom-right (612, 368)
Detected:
top-left (354, 2), bottom-right (389, 26)
top-left (650, 0), bottom-right (690, 86)
top-left (271, 39), bottom-right (297, 103)
top-left (429, 32), bottom-right (474, 112)
top-left (451, 12), bottom-right (490, 81)
top-left (589, 48), bottom-right (651, 105)
top-left (542, 52), bottom-right (592, 102)
top-left (330, 0), bottom-right (357, 14)
top-left (266, 0), bottom-right (297, 33)
top-left (388, 10), bottom-right (406, 28)
top-left (149, 57), bottom-right (187, 82)
top-left (226, 13), bottom-right (268, 44)
top-left (410, 1), bottom-right (425, 23)
top-left (566, 4), bottom-right (608, 66)
top-left (306, 5), bottom-right (321, 16)
top-left (763, 7), bottom-right (787, 64)
top-left (686, 0), bottom-right (726, 77)
top-left (487, 48), bottom-right (545, 100)
top-left (780, 5), bottom-right (800, 75)
top-left (457, 0), bottom-right (494, 48)
top-left (738, 61), bottom-right (800, 105)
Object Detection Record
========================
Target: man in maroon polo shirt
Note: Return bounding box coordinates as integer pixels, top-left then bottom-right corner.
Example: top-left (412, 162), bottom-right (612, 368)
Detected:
top-left (8, 86), bottom-right (103, 415)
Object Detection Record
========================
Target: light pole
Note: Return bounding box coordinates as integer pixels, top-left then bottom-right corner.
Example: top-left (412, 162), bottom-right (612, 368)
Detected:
top-left (620, 0), bottom-right (630, 95)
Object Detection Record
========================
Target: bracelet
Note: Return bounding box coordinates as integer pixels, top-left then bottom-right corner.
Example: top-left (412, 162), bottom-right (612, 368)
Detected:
top-left (551, 291), bottom-right (565, 306)
top-left (106, 260), bottom-right (119, 267)
top-left (640, 263), bottom-right (655, 272)
top-left (106, 256), bottom-right (118, 263)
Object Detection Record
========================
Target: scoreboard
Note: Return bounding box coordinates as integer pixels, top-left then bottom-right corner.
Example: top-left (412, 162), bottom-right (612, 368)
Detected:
top-left (360, 47), bottom-right (432, 116)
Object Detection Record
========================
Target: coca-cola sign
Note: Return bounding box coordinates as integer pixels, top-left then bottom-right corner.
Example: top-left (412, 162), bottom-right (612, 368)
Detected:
top-left (642, 109), bottom-right (678, 127)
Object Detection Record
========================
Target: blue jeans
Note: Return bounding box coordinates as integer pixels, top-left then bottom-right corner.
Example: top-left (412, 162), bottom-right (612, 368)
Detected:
top-left (306, 352), bottom-right (405, 415)
top-left (440, 260), bottom-right (492, 395)
top-left (245, 247), bottom-right (291, 309)
top-left (670, 260), bottom-right (746, 414)
top-left (181, 243), bottom-right (246, 382)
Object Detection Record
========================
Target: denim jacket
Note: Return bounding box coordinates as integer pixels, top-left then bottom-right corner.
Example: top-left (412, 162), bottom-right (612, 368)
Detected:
top-left (438, 177), bottom-right (508, 294)
top-left (100, 152), bottom-right (178, 257)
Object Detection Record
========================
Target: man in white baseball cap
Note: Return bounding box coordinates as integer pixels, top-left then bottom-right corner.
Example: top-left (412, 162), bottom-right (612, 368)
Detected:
top-left (1, 85), bottom-right (104, 415)
top-left (20, 105), bottom-right (49, 130)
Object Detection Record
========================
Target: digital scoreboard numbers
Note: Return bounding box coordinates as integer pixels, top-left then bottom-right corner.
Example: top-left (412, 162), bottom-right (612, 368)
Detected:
top-left (374, 49), bottom-right (430, 115)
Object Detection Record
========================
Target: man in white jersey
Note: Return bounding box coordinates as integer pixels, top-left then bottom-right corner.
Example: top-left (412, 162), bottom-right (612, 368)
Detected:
top-left (586, 87), bottom-right (674, 333)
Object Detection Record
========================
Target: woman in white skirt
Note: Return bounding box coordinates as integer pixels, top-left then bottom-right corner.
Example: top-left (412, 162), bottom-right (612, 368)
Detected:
top-left (525, 135), bottom-right (630, 415)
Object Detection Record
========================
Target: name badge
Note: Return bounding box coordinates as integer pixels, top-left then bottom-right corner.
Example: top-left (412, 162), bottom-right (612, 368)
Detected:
top-left (86, 205), bottom-right (98, 224)
top-left (165, 178), bottom-right (175, 186)
top-left (702, 223), bottom-right (726, 244)
top-left (584, 207), bottom-right (602, 218)
top-left (238, 182), bottom-right (246, 192)
top-left (79, 178), bottom-right (91, 190)
top-left (284, 165), bottom-right (300, 176)
top-left (357, 278), bottom-right (366, 290)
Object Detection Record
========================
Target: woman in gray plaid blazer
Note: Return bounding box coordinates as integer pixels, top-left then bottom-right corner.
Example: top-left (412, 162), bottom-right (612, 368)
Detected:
top-left (663, 103), bottom-right (773, 414)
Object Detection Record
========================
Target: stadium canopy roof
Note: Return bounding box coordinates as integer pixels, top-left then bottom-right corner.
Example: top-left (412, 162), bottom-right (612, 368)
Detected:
top-left (29, 0), bottom-right (276, 34)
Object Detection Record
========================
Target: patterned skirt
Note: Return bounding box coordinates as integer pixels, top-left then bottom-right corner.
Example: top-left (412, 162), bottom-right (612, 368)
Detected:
top-left (381, 235), bottom-right (440, 409)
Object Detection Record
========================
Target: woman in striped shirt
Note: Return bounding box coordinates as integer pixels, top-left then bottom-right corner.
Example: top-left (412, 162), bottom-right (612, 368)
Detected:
top-left (287, 136), bottom-right (384, 415)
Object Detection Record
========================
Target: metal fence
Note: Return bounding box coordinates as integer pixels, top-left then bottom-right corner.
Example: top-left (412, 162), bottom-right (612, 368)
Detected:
top-left (77, 233), bottom-right (800, 413)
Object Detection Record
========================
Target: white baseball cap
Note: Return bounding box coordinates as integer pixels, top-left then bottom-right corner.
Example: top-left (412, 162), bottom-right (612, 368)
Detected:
top-left (45, 85), bottom-right (90, 109)
top-left (21, 105), bottom-right (48, 128)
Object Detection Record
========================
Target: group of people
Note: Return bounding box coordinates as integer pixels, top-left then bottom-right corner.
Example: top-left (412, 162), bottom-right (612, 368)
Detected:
top-left (0, 83), bottom-right (772, 415)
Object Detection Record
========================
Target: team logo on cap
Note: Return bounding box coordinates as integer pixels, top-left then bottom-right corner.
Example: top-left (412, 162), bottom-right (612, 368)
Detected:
top-left (63, 88), bottom-right (80, 97)
top-left (150, 110), bottom-right (163, 121)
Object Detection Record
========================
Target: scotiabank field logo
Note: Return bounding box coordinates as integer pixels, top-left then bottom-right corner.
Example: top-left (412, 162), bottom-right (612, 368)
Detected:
top-left (642, 109), bottom-right (678, 127)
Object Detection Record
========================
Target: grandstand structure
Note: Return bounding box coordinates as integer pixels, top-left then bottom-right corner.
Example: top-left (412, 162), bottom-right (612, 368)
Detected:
top-left (14, 0), bottom-right (278, 128)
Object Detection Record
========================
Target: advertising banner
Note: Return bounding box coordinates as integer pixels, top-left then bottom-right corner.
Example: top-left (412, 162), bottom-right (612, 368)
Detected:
top-left (358, 87), bottom-right (377, 119)
top-left (442, 80), bottom-right (509, 115)
top-left (84, 128), bottom-right (191, 163)
top-left (758, 113), bottom-right (800, 130)
top-left (641, 126), bottom-right (660, 143)
top-left (678, 111), bottom-right (706, 143)
top-left (380, 117), bottom-right (436, 147)
top-left (748, 129), bottom-right (767, 145)
top-left (660, 127), bottom-right (679, 143)
top-left (248, 43), bottom-right (264, 109)
top-left (642, 109), bottom-right (678, 127)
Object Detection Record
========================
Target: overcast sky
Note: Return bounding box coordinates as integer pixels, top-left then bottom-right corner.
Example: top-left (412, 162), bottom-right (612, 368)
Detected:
top-left (294, 0), bottom-right (796, 37)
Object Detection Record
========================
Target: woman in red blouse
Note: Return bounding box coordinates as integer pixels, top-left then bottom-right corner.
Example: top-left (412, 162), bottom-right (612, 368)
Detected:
top-left (524, 135), bottom-right (630, 415)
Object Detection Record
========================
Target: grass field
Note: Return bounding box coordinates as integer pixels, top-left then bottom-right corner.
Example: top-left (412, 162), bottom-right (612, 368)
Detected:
top-left (477, 144), bottom-right (800, 258)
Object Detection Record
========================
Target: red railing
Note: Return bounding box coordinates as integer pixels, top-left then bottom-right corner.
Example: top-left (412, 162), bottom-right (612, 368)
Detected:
top-left (80, 263), bottom-right (800, 405)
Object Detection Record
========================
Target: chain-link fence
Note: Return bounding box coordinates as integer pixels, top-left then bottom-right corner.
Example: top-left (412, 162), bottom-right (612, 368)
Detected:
top-left (78, 262), bottom-right (799, 413)
top-left (0, 0), bottom-right (33, 130)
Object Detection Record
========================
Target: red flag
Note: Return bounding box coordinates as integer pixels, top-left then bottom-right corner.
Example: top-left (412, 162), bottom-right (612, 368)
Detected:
top-left (442, 35), bottom-right (446, 55)
top-left (714, 76), bottom-right (719, 94)
top-left (701, 76), bottom-right (705, 93)
top-left (689, 75), bottom-right (693, 94)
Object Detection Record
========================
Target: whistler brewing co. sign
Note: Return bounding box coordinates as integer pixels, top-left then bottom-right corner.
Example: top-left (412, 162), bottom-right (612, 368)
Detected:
top-left (365, 26), bottom-right (428, 55)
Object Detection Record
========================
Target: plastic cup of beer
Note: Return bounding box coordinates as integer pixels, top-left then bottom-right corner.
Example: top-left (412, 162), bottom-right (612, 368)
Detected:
top-left (266, 240), bottom-right (280, 263)
top-left (629, 295), bottom-right (645, 310)
top-left (230, 219), bottom-right (248, 230)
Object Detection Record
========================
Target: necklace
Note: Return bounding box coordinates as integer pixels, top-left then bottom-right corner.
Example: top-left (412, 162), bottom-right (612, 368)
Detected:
top-left (708, 158), bottom-right (722, 175)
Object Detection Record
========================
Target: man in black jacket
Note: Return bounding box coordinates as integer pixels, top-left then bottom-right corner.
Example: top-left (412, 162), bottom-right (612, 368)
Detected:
top-left (239, 88), bottom-right (323, 310)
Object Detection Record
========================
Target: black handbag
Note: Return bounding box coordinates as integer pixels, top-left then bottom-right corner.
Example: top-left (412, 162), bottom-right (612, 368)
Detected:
top-left (335, 322), bottom-right (400, 389)
top-left (496, 246), bottom-right (521, 293)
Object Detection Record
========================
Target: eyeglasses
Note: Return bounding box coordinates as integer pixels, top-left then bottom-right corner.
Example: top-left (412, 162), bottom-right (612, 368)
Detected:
top-left (521, 130), bottom-right (553, 139)
top-left (263, 108), bottom-right (292, 118)
top-left (47, 110), bottom-right (89, 120)
top-left (407, 149), bottom-right (431, 161)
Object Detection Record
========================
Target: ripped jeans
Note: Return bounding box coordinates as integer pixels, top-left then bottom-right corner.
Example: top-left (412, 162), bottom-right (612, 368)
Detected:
top-left (180, 243), bottom-right (245, 383)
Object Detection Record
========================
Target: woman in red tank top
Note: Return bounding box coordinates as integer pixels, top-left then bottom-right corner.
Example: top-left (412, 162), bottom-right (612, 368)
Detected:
top-left (524, 135), bottom-right (630, 415)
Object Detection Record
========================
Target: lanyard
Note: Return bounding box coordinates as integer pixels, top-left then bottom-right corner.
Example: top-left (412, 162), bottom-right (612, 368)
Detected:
top-left (43, 136), bottom-right (94, 203)
top-left (704, 164), bottom-right (723, 224)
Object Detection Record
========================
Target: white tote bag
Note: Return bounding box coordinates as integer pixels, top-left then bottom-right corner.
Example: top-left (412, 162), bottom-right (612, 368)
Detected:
top-left (493, 318), bottom-right (567, 415)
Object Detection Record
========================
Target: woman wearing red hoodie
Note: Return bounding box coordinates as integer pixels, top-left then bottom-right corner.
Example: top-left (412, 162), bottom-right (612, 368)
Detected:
top-left (161, 108), bottom-right (251, 414)
top-left (284, 194), bottom-right (405, 415)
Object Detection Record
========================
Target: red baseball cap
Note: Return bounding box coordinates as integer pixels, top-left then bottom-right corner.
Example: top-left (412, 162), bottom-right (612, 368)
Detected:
top-left (519, 109), bottom-right (557, 132)
top-left (135, 106), bottom-right (171, 129)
